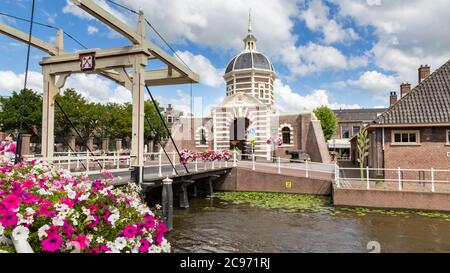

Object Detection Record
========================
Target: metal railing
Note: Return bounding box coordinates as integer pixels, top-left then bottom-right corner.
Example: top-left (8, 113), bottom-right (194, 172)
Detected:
top-left (236, 153), bottom-right (336, 180)
top-left (22, 150), bottom-right (233, 177)
top-left (335, 166), bottom-right (450, 193)
top-left (24, 150), bottom-right (450, 194)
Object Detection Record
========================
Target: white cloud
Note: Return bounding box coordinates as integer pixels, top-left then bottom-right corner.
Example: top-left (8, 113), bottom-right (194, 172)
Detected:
top-left (62, 0), bottom-right (130, 25)
top-left (154, 90), bottom-right (191, 115)
top-left (87, 25), bottom-right (99, 35)
top-left (299, 0), bottom-right (359, 44)
top-left (0, 71), bottom-right (43, 96)
top-left (335, 0), bottom-right (450, 83)
top-left (41, 10), bottom-right (57, 24)
top-left (346, 71), bottom-right (398, 96)
top-left (62, 0), bottom-right (94, 20)
top-left (274, 79), bottom-right (360, 112)
top-left (281, 43), bottom-right (367, 76)
top-left (64, 74), bottom-right (131, 104)
top-left (175, 51), bottom-right (224, 87)
top-left (0, 70), bottom-right (131, 104)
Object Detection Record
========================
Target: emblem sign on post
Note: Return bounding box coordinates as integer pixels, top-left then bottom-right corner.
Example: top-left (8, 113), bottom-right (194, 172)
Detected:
top-left (80, 53), bottom-right (96, 71)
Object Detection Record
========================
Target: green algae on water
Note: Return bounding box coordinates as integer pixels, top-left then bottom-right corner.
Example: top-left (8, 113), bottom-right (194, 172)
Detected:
top-left (214, 192), bottom-right (331, 212)
top-left (214, 192), bottom-right (450, 220)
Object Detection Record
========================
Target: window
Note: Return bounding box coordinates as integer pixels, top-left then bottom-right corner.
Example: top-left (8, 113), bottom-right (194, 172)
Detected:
top-left (259, 89), bottom-right (264, 98)
top-left (392, 131), bottom-right (420, 145)
top-left (342, 127), bottom-right (350, 139)
top-left (352, 126), bottom-right (361, 136)
top-left (200, 129), bottom-right (207, 145)
top-left (447, 130), bottom-right (450, 145)
top-left (167, 116), bottom-right (173, 123)
top-left (282, 127), bottom-right (291, 144)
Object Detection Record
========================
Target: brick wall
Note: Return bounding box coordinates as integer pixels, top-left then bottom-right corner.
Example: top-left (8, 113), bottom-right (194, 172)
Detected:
top-left (369, 127), bottom-right (450, 181)
top-left (333, 188), bottom-right (450, 212)
top-left (214, 167), bottom-right (332, 195)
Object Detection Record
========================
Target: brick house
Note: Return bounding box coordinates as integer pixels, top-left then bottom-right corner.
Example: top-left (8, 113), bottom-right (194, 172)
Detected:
top-left (330, 108), bottom-right (386, 161)
top-left (354, 61), bottom-right (450, 181)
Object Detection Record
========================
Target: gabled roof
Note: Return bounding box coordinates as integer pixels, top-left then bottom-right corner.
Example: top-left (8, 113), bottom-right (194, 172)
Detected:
top-left (374, 59), bottom-right (450, 125)
top-left (334, 108), bottom-right (386, 122)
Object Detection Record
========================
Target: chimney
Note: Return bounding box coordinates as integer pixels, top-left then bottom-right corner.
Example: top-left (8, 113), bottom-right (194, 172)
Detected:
top-left (400, 82), bottom-right (411, 97)
top-left (418, 65), bottom-right (430, 83)
top-left (390, 91), bottom-right (398, 106)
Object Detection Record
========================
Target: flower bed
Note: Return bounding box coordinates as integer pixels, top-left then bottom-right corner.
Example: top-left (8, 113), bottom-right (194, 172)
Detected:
top-left (0, 160), bottom-right (169, 253)
top-left (180, 150), bottom-right (231, 165)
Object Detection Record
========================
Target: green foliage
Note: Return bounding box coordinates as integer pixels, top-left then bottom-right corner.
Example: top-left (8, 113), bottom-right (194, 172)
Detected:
top-left (356, 127), bottom-right (370, 183)
top-left (313, 106), bottom-right (337, 141)
top-left (0, 88), bottom-right (168, 146)
top-left (0, 89), bottom-right (42, 135)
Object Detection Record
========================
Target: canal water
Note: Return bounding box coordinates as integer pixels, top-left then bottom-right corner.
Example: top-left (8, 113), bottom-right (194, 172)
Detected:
top-left (167, 197), bottom-right (450, 253)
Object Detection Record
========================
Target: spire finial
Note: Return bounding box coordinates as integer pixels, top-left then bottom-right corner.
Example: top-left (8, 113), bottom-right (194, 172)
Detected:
top-left (248, 8), bottom-right (252, 34)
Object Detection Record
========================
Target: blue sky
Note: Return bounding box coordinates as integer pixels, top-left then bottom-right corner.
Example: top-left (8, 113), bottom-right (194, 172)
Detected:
top-left (1, 0), bottom-right (450, 115)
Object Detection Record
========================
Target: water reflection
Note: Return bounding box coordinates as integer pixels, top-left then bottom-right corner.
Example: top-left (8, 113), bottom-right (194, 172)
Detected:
top-left (168, 198), bottom-right (450, 253)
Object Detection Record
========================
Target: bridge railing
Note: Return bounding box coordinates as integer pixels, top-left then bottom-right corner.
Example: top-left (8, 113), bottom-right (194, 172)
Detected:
top-left (237, 153), bottom-right (336, 180)
top-left (336, 166), bottom-right (450, 193)
top-left (22, 150), bottom-right (233, 176)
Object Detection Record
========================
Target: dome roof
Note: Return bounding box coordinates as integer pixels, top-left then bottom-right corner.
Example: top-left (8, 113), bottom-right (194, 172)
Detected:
top-left (225, 52), bottom-right (274, 74)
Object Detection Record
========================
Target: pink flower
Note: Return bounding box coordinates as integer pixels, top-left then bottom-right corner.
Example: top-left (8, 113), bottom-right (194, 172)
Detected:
top-left (0, 210), bottom-right (18, 227)
top-left (21, 192), bottom-right (40, 205)
top-left (2, 194), bottom-right (20, 210)
top-left (103, 211), bottom-right (111, 224)
top-left (86, 215), bottom-right (99, 229)
top-left (46, 226), bottom-right (60, 237)
top-left (123, 224), bottom-right (138, 238)
top-left (138, 238), bottom-right (151, 253)
top-left (88, 247), bottom-right (100, 253)
top-left (22, 180), bottom-right (34, 189)
top-left (59, 198), bottom-right (74, 208)
top-left (99, 244), bottom-right (111, 253)
top-left (41, 235), bottom-right (62, 252)
top-left (74, 234), bottom-right (90, 249)
top-left (144, 215), bottom-right (155, 229)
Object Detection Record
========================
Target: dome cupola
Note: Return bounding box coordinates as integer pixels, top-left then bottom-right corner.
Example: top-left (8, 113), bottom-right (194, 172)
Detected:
top-left (223, 12), bottom-right (276, 107)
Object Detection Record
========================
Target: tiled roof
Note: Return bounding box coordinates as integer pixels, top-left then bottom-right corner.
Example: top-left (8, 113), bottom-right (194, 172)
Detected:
top-left (333, 108), bottom-right (386, 122)
top-left (374, 59), bottom-right (450, 125)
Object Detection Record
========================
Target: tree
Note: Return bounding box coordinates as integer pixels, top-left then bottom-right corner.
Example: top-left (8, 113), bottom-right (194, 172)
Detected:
top-left (313, 106), bottom-right (337, 141)
top-left (0, 89), bottom-right (42, 136)
top-left (356, 127), bottom-right (370, 185)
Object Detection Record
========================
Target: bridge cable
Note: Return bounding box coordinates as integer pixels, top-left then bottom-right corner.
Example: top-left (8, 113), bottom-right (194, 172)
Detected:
top-left (145, 85), bottom-right (189, 173)
top-left (0, 11), bottom-right (89, 50)
top-left (14, 0), bottom-right (35, 164)
top-left (144, 114), bottom-right (179, 176)
top-left (102, 0), bottom-right (192, 72)
top-left (54, 100), bottom-right (103, 170)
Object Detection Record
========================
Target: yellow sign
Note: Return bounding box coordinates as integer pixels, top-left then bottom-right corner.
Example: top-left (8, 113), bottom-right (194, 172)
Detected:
top-left (285, 181), bottom-right (292, 189)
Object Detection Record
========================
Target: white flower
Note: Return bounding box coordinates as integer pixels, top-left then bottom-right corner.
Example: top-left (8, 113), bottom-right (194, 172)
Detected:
top-left (24, 216), bottom-right (34, 225)
top-left (0, 223), bottom-right (4, 236)
top-left (25, 207), bottom-right (35, 215)
top-left (52, 217), bottom-right (65, 226)
top-left (78, 193), bottom-right (90, 201)
top-left (12, 226), bottom-right (29, 241)
top-left (37, 188), bottom-right (53, 196)
top-left (108, 213), bottom-right (120, 226)
top-left (56, 204), bottom-right (69, 214)
top-left (38, 225), bottom-right (50, 239)
top-left (81, 207), bottom-right (91, 216)
top-left (114, 237), bottom-right (127, 251)
top-left (67, 188), bottom-right (76, 199)
top-left (96, 236), bottom-right (105, 244)
top-left (86, 215), bottom-right (96, 222)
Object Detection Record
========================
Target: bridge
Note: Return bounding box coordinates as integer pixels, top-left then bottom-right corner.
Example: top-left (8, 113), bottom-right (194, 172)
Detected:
top-left (23, 151), bottom-right (336, 230)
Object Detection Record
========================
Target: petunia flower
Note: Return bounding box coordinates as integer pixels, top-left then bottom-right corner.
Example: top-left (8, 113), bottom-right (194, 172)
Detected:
top-left (41, 234), bottom-right (62, 252)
